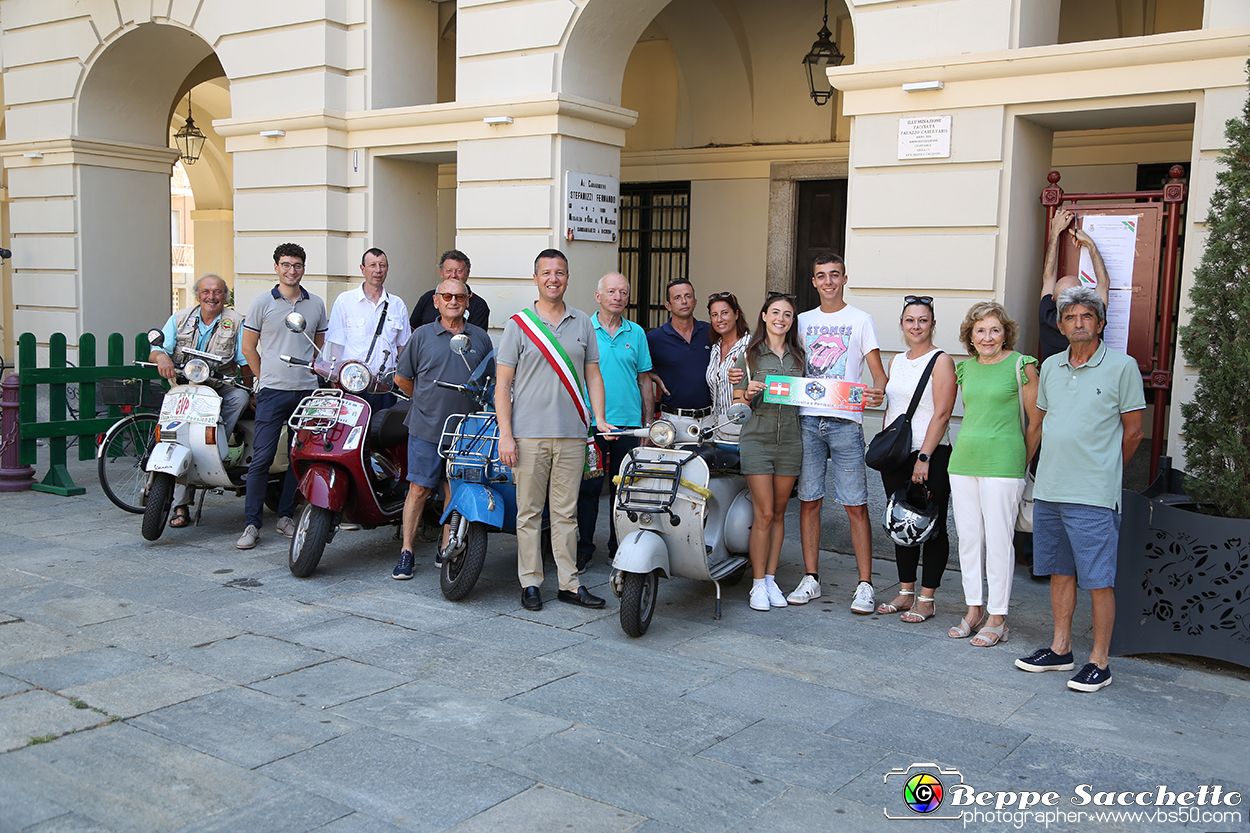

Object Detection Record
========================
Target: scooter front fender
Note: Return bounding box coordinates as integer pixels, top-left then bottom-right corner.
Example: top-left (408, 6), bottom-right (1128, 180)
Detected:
top-left (441, 483), bottom-right (504, 529)
top-left (299, 464), bottom-right (350, 512)
top-left (146, 442), bottom-right (191, 478)
top-left (611, 530), bottom-right (671, 578)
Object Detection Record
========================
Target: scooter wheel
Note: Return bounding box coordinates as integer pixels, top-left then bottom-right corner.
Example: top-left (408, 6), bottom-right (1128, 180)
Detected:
top-left (141, 472), bottom-right (175, 541)
top-left (289, 504), bottom-right (335, 577)
top-left (441, 521), bottom-right (488, 601)
top-left (619, 570), bottom-right (659, 637)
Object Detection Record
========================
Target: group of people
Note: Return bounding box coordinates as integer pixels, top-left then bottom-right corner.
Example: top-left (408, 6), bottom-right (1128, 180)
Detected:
top-left (154, 209), bottom-right (1143, 691)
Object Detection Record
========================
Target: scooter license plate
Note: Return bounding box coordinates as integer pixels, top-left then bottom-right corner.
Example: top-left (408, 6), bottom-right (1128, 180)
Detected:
top-left (159, 391), bottom-right (217, 425)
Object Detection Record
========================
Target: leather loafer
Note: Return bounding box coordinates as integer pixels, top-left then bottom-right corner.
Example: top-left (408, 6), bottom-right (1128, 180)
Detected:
top-left (558, 587), bottom-right (605, 609)
top-left (521, 586), bottom-right (543, 611)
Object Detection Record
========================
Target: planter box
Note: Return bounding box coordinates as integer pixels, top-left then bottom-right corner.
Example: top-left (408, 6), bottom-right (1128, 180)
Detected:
top-left (1113, 490), bottom-right (1250, 668)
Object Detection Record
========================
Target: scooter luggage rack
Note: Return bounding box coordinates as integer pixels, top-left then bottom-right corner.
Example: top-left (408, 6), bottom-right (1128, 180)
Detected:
top-left (615, 454), bottom-right (694, 514)
top-left (440, 413), bottom-right (499, 467)
top-left (289, 389), bottom-right (345, 434)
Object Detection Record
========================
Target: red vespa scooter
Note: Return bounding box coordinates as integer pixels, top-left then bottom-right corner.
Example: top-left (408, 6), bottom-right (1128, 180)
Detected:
top-left (279, 312), bottom-right (409, 576)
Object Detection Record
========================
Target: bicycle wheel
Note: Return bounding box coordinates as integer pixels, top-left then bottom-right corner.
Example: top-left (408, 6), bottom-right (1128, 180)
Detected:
top-left (97, 413), bottom-right (159, 513)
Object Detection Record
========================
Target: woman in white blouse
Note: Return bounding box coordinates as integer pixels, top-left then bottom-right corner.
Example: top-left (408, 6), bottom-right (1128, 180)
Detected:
top-left (705, 291), bottom-right (750, 441)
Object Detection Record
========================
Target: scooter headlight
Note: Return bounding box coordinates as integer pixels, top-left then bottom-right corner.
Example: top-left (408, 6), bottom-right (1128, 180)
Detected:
top-left (338, 360), bottom-right (372, 394)
top-left (648, 419), bottom-right (677, 448)
top-left (185, 359), bottom-right (211, 384)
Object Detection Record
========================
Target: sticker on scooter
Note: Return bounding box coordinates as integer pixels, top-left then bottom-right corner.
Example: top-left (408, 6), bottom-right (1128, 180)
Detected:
top-left (162, 421), bottom-right (182, 432)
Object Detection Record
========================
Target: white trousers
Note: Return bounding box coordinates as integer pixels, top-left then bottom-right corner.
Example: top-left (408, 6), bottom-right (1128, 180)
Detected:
top-left (949, 474), bottom-right (1024, 615)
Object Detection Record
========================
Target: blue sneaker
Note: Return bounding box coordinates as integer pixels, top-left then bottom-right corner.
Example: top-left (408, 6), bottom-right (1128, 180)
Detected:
top-left (1015, 648), bottom-right (1075, 672)
top-left (391, 550), bottom-right (415, 580)
top-left (1068, 662), bottom-right (1112, 692)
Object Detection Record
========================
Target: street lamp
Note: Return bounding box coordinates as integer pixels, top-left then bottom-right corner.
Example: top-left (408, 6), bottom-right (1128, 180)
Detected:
top-left (173, 95), bottom-right (206, 165)
top-left (802, 0), bottom-right (845, 106)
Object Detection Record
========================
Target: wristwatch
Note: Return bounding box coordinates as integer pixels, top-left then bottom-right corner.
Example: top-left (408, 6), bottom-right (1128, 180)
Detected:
top-left (917, 452), bottom-right (930, 463)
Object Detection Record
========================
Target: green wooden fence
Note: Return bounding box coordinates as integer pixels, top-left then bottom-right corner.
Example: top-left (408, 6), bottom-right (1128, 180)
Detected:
top-left (18, 331), bottom-right (164, 496)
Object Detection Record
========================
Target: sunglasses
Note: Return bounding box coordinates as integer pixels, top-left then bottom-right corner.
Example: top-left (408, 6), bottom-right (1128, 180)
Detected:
top-left (438, 292), bottom-right (468, 302)
top-left (903, 295), bottom-right (934, 307)
top-left (766, 291), bottom-right (797, 302)
top-left (707, 291), bottom-right (738, 304)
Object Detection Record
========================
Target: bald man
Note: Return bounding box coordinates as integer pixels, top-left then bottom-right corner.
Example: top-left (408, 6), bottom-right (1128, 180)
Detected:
top-left (1039, 208), bottom-right (1110, 361)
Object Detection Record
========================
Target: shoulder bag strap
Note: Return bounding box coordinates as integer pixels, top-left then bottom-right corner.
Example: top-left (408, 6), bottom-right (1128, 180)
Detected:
top-left (902, 351), bottom-right (943, 420)
top-left (1014, 353), bottom-right (1027, 434)
top-left (511, 309), bottom-right (590, 426)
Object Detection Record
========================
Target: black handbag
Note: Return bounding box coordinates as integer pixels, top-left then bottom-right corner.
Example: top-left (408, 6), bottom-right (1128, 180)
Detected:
top-left (865, 351), bottom-right (942, 472)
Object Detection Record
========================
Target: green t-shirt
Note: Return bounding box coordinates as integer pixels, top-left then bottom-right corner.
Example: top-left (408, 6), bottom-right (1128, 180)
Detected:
top-left (948, 351), bottom-right (1038, 479)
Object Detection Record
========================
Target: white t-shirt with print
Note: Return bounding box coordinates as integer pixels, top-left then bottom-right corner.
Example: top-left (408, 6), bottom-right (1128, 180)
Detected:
top-left (797, 304), bottom-right (879, 423)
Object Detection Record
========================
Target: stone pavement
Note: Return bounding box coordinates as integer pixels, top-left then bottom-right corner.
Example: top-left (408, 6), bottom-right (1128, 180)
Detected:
top-left (2, 456), bottom-right (1248, 833)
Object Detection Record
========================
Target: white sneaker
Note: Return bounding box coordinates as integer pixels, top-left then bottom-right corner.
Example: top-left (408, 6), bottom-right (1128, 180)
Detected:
top-left (765, 579), bottom-right (788, 608)
top-left (786, 575), bottom-right (822, 605)
top-left (851, 581), bottom-right (875, 615)
top-left (236, 524), bottom-right (259, 550)
top-left (749, 583), bottom-right (770, 611)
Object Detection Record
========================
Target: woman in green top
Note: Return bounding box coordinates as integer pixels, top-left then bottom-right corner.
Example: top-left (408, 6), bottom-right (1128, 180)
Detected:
top-left (733, 293), bottom-right (806, 613)
top-left (947, 302), bottom-right (1038, 647)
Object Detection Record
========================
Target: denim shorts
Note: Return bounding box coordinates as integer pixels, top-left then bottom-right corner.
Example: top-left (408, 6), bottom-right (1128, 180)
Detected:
top-left (796, 415), bottom-right (868, 505)
top-left (1033, 500), bottom-right (1120, 589)
top-left (406, 436), bottom-right (445, 489)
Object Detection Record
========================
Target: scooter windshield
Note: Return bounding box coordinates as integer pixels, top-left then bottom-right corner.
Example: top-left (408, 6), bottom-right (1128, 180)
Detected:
top-left (467, 349), bottom-right (497, 404)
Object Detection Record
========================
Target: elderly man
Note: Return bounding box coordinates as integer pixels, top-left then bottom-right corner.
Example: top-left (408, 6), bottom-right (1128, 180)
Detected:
top-left (390, 278), bottom-right (492, 580)
top-left (1039, 208), bottom-right (1110, 361)
top-left (325, 247), bottom-right (411, 411)
top-left (1016, 286), bottom-right (1145, 692)
top-left (237, 243), bottom-right (328, 549)
top-left (409, 250), bottom-right (491, 330)
top-left (576, 272), bottom-right (655, 572)
top-left (646, 278), bottom-right (712, 419)
top-left (150, 273), bottom-right (249, 529)
top-left (497, 249), bottom-right (613, 611)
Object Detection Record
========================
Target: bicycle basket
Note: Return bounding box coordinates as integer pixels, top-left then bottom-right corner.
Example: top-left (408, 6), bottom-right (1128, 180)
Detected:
top-left (100, 378), bottom-right (166, 409)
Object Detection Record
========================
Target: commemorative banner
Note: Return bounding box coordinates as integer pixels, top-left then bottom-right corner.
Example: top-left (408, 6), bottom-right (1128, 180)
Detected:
top-left (762, 375), bottom-right (866, 413)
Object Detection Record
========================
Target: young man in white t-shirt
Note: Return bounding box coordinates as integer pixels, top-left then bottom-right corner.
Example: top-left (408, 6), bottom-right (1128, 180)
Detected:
top-left (789, 254), bottom-right (888, 613)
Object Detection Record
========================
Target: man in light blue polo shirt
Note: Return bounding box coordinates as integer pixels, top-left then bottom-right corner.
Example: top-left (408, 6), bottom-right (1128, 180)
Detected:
top-left (1016, 286), bottom-right (1145, 692)
top-left (577, 273), bottom-right (654, 571)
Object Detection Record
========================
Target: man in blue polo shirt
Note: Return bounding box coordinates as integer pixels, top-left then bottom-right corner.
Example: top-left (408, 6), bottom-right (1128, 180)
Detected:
top-left (577, 273), bottom-right (654, 571)
top-left (1016, 286), bottom-right (1144, 692)
top-left (646, 278), bottom-right (712, 419)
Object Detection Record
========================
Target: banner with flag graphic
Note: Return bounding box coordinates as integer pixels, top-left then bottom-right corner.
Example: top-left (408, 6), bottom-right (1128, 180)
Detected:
top-left (762, 375), bottom-right (866, 413)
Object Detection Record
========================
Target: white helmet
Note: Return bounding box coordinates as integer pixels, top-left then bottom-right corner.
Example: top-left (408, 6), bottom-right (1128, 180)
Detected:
top-left (883, 486), bottom-right (940, 547)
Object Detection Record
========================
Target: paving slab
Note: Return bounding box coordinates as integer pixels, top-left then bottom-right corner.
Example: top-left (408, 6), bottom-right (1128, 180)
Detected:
top-left (18, 593), bottom-right (151, 631)
top-left (1215, 693), bottom-right (1250, 738)
top-left (0, 773), bottom-right (72, 832)
top-left (682, 668), bottom-right (871, 728)
top-left (60, 663), bottom-right (227, 718)
top-left (726, 785), bottom-right (884, 833)
top-left (257, 728), bottom-right (532, 833)
top-left (441, 615), bottom-right (594, 659)
top-left (2, 646), bottom-right (160, 691)
top-left (330, 681), bottom-right (572, 763)
top-left (493, 724), bottom-right (789, 833)
top-left (0, 621), bottom-right (105, 667)
top-left (168, 790), bottom-right (355, 832)
top-left (132, 686), bottom-right (361, 769)
top-left (248, 658), bottom-right (410, 709)
top-left (0, 673), bottom-right (32, 697)
top-left (311, 813), bottom-right (407, 833)
top-left (317, 589), bottom-right (494, 634)
top-left (206, 596), bottom-right (346, 636)
top-left (353, 635), bottom-right (573, 699)
top-left (74, 610), bottom-right (241, 657)
top-left (699, 719), bottom-right (889, 794)
top-left (0, 690), bottom-right (108, 752)
top-left (541, 634), bottom-right (739, 697)
top-left (275, 614), bottom-right (419, 655)
top-left (167, 633), bottom-right (330, 684)
top-left (443, 784), bottom-right (644, 833)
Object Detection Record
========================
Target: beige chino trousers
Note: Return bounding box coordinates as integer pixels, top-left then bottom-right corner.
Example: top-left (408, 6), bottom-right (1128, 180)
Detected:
top-left (515, 437), bottom-right (584, 591)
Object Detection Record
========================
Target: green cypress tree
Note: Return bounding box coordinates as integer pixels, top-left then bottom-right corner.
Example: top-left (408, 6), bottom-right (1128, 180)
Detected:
top-left (1179, 60), bottom-right (1250, 517)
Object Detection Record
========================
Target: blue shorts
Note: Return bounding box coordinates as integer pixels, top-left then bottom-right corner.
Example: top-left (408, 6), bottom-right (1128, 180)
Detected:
top-left (406, 435), bottom-right (445, 489)
top-left (1033, 500), bottom-right (1120, 589)
top-left (796, 415), bottom-right (868, 506)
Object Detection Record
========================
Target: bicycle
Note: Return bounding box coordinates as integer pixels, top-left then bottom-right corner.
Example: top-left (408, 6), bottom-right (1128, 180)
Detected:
top-left (96, 378), bottom-right (164, 513)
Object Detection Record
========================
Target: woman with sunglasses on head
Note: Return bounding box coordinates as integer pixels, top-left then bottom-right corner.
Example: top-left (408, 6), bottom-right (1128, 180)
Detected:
top-left (705, 291), bottom-right (751, 441)
top-left (874, 296), bottom-right (957, 623)
top-left (733, 293), bottom-right (806, 611)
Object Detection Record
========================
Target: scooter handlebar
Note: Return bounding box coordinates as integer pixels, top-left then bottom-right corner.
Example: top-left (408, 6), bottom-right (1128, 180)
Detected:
top-left (280, 354), bottom-right (314, 368)
top-left (434, 380), bottom-right (466, 393)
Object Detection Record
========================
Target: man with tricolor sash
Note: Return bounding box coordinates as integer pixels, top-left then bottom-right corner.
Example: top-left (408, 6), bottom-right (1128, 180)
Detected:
top-left (496, 249), bottom-right (615, 612)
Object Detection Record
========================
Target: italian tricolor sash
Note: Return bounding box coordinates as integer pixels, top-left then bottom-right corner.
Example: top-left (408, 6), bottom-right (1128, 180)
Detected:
top-left (512, 307), bottom-right (590, 426)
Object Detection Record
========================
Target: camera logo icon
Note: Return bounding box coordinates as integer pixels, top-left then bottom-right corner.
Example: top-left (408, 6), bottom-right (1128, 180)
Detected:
top-left (883, 763), bottom-right (964, 820)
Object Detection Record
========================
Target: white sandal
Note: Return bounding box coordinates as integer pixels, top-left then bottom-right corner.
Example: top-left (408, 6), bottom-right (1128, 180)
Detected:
top-left (876, 588), bottom-right (914, 615)
top-left (900, 595), bottom-right (935, 623)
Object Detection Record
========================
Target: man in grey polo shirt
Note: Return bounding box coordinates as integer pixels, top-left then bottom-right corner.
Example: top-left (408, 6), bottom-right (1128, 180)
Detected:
top-left (237, 242), bottom-right (328, 549)
top-left (496, 249), bottom-right (613, 612)
top-left (390, 278), bottom-right (492, 580)
top-left (1016, 286), bottom-right (1145, 692)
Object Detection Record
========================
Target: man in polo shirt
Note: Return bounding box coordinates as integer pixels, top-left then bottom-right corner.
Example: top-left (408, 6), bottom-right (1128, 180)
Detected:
top-left (577, 272), bottom-right (654, 571)
top-left (646, 278), bottom-right (712, 419)
top-left (496, 249), bottom-right (613, 611)
top-left (237, 243), bottom-right (328, 549)
top-left (391, 278), bottom-right (492, 580)
top-left (325, 247), bottom-right (411, 411)
top-left (1039, 209), bottom-right (1110, 362)
top-left (1016, 286), bottom-right (1144, 692)
top-left (409, 250), bottom-right (491, 330)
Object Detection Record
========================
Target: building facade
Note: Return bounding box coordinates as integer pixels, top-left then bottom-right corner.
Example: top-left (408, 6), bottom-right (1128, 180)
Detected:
top-left (0, 0), bottom-right (1245, 472)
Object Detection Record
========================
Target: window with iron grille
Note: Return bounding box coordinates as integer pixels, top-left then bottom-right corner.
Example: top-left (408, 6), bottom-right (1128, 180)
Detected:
top-left (618, 182), bottom-right (691, 331)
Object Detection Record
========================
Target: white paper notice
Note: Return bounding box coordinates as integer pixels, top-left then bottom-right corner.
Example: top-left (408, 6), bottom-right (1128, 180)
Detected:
top-left (1103, 289), bottom-right (1132, 354)
top-left (1078, 215), bottom-right (1139, 291)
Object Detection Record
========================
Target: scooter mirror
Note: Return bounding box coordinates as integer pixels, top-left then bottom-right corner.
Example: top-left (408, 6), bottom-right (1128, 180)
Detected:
top-left (147, 329), bottom-right (166, 348)
top-left (284, 312), bottom-right (308, 334)
top-left (726, 402), bottom-right (752, 425)
top-left (449, 333), bottom-right (473, 355)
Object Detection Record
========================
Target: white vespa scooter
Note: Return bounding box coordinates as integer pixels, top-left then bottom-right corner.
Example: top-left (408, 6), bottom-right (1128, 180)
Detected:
top-left (139, 329), bottom-right (284, 541)
top-left (608, 403), bottom-right (754, 636)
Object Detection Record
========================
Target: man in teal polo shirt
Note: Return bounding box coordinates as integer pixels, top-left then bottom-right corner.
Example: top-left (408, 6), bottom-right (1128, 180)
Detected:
top-left (1016, 286), bottom-right (1145, 692)
top-left (577, 273), bottom-right (655, 571)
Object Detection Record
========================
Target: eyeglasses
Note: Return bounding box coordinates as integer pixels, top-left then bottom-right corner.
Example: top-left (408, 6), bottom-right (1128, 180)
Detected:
top-left (278, 262), bottom-right (305, 271)
top-left (437, 292), bottom-right (468, 302)
top-left (903, 295), bottom-right (934, 306)
top-left (707, 291), bottom-right (738, 304)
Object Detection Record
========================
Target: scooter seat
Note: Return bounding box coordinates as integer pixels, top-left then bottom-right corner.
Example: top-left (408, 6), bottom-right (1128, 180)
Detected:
top-left (696, 443), bottom-right (740, 472)
top-left (369, 405), bottom-right (408, 450)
